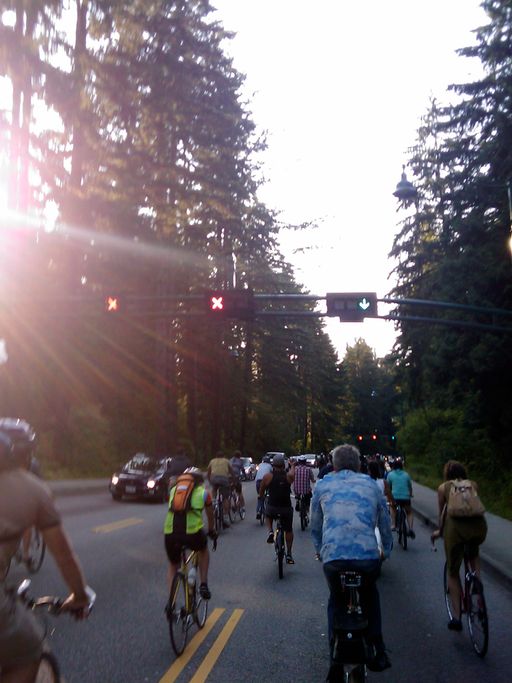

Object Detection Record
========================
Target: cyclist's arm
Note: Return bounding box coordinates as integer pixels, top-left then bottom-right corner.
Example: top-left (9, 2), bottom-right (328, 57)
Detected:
top-left (258, 472), bottom-right (272, 498)
top-left (204, 500), bottom-right (214, 533)
top-left (42, 525), bottom-right (89, 608)
top-left (286, 461), bottom-right (295, 484)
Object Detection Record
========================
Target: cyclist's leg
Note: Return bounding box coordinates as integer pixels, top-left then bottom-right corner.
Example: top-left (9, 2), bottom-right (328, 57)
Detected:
top-left (265, 506), bottom-right (275, 542)
top-left (390, 500), bottom-right (397, 529)
top-left (444, 534), bottom-right (464, 621)
top-left (466, 517), bottom-right (488, 578)
top-left (237, 481), bottom-right (245, 508)
top-left (0, 596), bottom-right (43, 683)
top-left (404, 500), bottom-right (414, 536)
top-left (281, 508), bottom-right (294, 560)
top-left (164, 533), bottom-right (183, 589)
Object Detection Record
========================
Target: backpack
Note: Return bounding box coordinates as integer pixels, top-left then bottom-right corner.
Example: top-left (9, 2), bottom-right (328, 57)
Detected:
top-left (447, 479), bottom-right (485, 518)
top-left (170, 473), bottom-right (200, 513)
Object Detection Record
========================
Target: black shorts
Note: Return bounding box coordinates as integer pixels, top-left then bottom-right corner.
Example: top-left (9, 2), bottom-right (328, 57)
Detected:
top-left (266, 504), bottom-right (293, 532)
top-left (164, 530), bottom-right (207, 564)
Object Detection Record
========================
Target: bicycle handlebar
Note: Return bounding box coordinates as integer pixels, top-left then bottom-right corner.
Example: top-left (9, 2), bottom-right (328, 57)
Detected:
top-left (17, 579), bottom-right (96, 615)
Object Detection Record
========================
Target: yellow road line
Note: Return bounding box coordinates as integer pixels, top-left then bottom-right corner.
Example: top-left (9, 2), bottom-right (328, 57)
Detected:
top-left (159, 608), bottom-right (225, 683)
top-left (189, 609), bottom-right (244, 683)
top-left (91, 517), bottom-right (144, 534)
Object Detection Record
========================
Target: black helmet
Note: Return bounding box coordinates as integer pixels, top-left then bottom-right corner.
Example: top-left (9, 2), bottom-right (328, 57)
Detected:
top-left (0, 418), bottom-right (36, 466)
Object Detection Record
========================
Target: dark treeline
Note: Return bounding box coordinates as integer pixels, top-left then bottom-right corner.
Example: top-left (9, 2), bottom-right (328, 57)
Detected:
top-left (390, 0), bottom-right (512, 514)
top-left (0, 0), bottom-right (353, 471)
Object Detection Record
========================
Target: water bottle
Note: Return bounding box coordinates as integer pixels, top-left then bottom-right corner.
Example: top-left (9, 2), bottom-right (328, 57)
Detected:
top-left (188, 565), bottom-right (197, 587)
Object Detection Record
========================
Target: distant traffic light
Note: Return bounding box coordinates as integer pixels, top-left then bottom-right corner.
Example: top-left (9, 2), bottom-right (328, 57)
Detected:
top-left (372, 434), bottom-right (377, 441)
top-left (357, 435), bottom-right (363, 442)
top-left (326, 292), bottom-right (378, 322)
top-left (205, 289), bottom-right (255, 319)
top-left (105, 294), bottom-right (122, 313)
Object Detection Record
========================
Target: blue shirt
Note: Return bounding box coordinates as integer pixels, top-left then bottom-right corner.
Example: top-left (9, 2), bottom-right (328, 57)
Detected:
top-left (387, 469), bottom-right (412, 500)
top-left (311, 469), bottom-right (393, 563)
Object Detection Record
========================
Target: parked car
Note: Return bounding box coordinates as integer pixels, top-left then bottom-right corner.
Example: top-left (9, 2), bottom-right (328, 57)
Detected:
top-left (110, 453), bottom-right (174, 502)
top-left (240, 456), bottom-right (257, 480)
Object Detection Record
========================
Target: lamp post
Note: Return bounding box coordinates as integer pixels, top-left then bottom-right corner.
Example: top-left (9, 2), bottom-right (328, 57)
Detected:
top-left (393, 167), bottom-right (512, 258)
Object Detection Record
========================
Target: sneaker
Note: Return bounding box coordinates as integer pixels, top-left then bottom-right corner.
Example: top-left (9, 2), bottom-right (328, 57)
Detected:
top-left (448, 618), bottom-right (462, 631)
top-left (408, 529), bottom-right (416, 539)
top-left (367, 651), bottom-right (391, 672)
top-left (266, 531), bottom-right (274, 544)
top-left (199, 583), bottom-right (211, 600)
top-left (286, 554), bottom-right (295, 564)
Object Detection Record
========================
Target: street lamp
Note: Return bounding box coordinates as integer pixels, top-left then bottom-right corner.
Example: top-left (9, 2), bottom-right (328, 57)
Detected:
top-left (393, 167), bottom-right (512, 257)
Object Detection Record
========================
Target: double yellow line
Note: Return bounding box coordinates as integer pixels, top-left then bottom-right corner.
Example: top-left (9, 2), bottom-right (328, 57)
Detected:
top-left (159, 608), bottom-right (244, 683)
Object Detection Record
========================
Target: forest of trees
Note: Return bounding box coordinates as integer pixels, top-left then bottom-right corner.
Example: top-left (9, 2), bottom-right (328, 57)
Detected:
top-left (0, 1), bottom-right (511, 517)
top-left (390, 0), bottom-right (512, 514)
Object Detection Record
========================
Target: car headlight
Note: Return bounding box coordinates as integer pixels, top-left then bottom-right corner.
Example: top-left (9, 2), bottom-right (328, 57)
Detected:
top-left (111, 475), bottom-right (119, 485)
top-left (147, 479), bottom-right (156, 489)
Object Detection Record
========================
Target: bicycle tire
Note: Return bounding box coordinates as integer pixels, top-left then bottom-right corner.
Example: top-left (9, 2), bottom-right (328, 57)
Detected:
top-left (214, 499), bottom-right (223, 534)
top-left (36, 651), bottom-right (60, 683)
top-left (398, 508), bottom-right (407, 550)
top-left (276, 528), bottom-right (285, 579)
top-left (27, 529), bottom-right (46, 574)
top-left (466, 575), bottom-right (488, 657)
top-left (346, 663), bottom-right (367, 683)
top-left (194, 586), bottom-right (208, 629)
top-left (238, 499), bottom-right (246, 520)
top-left (168, 574), bottom-right (189, 656)
top-left (259, 498), bottom-right (266, 525)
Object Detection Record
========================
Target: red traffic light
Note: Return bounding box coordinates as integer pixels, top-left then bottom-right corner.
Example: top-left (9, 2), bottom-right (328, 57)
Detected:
top-left (205, 289), bottom-right (254, 319)
top-left (105, 295), bottom-right (121, 312)
top-left (372, 434), bottom-right (377, 440)
top-left (357, 435), bottom-right (363, 441)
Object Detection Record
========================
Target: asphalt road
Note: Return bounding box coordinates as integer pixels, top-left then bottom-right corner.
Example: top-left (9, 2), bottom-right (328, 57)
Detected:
top-left (7, 481), bottom-right (512, 683)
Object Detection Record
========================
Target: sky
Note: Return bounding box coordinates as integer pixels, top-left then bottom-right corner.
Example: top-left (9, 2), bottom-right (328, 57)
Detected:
top-left (211, 0), bottom-right (488, 358)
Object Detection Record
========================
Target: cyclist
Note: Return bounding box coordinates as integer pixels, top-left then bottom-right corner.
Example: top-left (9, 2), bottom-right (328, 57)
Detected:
top-left (255, 455), bottom-right (272, 520)
top-left (207, 451), bottom-right (235, 528)
top-left (431, 460), bottom-right (487, 631)
top-left (293, 456), bottom-right (315, 514)
top-left (0, 418), bottom-right (91, 683)
top-left (164, 467), bottom-right (216, 602)
top-left (229, 450), bottom-right (246, 513)
top-left (311, 444), bottom-right (393, 674)
top-left (387, 457), bottom-right (415, 538)
top-left (258, 454), bottom-right (296, 564)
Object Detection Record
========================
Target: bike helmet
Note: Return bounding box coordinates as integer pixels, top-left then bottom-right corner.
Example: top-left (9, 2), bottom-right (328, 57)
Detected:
top-left (298, 456), bottom-right (307, 464)
top-left (0, 418), bottom-right (36, 465)
top-left (183, 466), bottom-right (203, 478)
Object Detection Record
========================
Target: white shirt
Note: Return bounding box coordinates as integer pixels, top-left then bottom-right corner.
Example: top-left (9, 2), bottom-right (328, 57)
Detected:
top-left (255, 462), bottom-right (272, 482)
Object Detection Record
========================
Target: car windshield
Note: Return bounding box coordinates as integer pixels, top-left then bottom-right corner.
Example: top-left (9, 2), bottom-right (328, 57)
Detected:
top-left (123, 454), bottom-right (161, 472)
top-left (241, 458), bottom-right (252, 466)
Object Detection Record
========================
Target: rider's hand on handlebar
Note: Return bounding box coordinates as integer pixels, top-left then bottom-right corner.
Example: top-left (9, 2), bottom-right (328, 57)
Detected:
top-left (61, 591), bottom-right (92, 620)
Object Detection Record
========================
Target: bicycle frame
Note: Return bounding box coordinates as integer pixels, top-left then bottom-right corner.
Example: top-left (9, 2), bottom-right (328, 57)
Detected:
top-left (274, 515), bottom-right (285, 579)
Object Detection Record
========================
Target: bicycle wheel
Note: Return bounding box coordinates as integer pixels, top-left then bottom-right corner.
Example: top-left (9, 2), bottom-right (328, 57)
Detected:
top-left (194, 586), bottom-right (209, 629)
top-left (27, 529), bottom-right (46, 574)
top-left (36, 651), bottom-right (60, 683)
top-left (466, 575), bottom-right (488, 657)
top-left (346, 664), bottom-right (367, 683)
top-left (259, 498), bottom-right (266, 526)
top-left (238, 497), bottom-right (246, 520)
top-left (300, 498), bottom-right (308, 531)
top-left (168, 574), bottom-right (189, 656)
top-left (276, 528), bottom-right (285, 579)
top-left (398, 508), bottom-right (407, 550)
top-left (214, 499), bottom-right (223, 534)
top-left (227, 493), bottom-right (235, 523)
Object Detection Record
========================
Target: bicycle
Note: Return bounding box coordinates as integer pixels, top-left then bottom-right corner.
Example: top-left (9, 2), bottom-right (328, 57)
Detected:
top-left (328, 570), bottom-right (371, 683)
top-left (257, 490), bottom-right (267, 526)
top-left (296, 493), bottom-right (310, 531)
top-left (395, 501), bottom-right (408, 550)
top-left (212, 489), bottom-right (225, 534)
top-left (273, 514), bottom-right (286, 579)
top-left (6, 578), bottom-right (96, 682)
top-left (166, 537), bottom-right (216, 656)
top-left (229, 484), bottom-right (246, 521)
top-left (433, 538), bottom-right (489, 657)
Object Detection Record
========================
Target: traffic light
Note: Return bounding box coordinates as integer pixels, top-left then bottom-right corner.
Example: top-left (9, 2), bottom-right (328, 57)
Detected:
top-left (205, 289), bottom-right (255, 319)
top-left (357, 435), bottom-right (363, 442)
top-left (105, 294), bottom-right (123, 313)
top-left (326, 292), bottom-right (378, 322)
